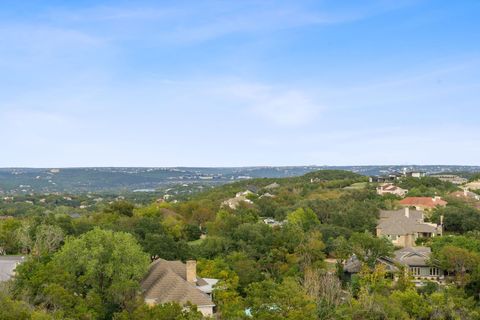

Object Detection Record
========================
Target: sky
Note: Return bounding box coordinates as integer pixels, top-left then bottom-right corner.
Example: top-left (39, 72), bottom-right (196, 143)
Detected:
top-left (0, 0), bottom-right (479, 167)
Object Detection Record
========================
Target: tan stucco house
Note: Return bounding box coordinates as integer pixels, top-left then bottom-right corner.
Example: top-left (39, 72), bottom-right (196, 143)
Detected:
top-left (376, 208), bottom-right (442, 247)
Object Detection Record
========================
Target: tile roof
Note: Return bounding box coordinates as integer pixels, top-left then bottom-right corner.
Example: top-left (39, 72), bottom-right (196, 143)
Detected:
top-left (141, 259), bottom-right (214, 307)
top-left (399, 197), bottom-right (447, 208)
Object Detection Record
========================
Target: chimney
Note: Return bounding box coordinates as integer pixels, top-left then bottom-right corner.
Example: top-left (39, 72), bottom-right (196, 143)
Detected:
top-left (186, 260), bottom-right (197, 284)
top-left (404, 207), bottom-right (410, 218)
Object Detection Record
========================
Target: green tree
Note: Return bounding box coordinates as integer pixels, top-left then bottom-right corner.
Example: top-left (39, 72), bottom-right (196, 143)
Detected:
top-left (391, 289), bottom-right (432, 319)
top-left (0, 293), bottom-right (51, 320)
top-left (434, 245), bottom-right (480, 286)
top-left (131, 216), bottom-right (191, 261)
top-left (336, 289), bottom-right (409, 320)
top-left (0, 218), bottom-right (22, 254)
top-left (431, 205), bottom-right (480, 233)
top-left (113, 302), bottom-right (203, 320)
top-left (246, 278), bottom-right (317, 320)
top-left (428, 287), bottom-right (480, 319)
top-left (197, 258), bottom-right (246, 319)
top-left (295, 230), bottom-right (326, 271)
top-left (287, 208), bottom-right (320, 231)
top-left (334, 232), bottom-right (394, 269)
top-left (32, 224), bottom-right (64, 256)
top-left (225, 251), bottom-right (264, 291)
top-left (350, 232), bottom-right (394, 268)
top-left (14, 228), bottom-right (150, 319)
top-left (104, 201), bottom-right (135, 217)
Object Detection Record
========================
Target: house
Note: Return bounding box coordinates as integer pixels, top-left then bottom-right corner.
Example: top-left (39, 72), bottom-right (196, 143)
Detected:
top-left (262, 218), bottom-right (285, 227)
top-left (430, 174), bottom-right (468, 185)
top-left (0, 256), bottom-right (25, 281)
top-left (450, 189), bottom-right (480, 209)
top-left (344, 247), bottom-right (442, 284)
top-left (451, 189), bottom-right (480, 201)
top-left (141, 259), bottom-right (218, 317)
top-left (404, 171), bottom-right (426, 178)
top-left (377, 208), bottom-right (442, 247)
top-left (221, 195), bottom-right (253, 209)
top-left (376, 183), bottom-right (408, 197)
top-left (258, 192), bottom-right (275, 199)
top-left (222, 188), bottom-right (257, 209)
top-left (466, 180), bottom-right (480, 190)
top-left (263, 182), bottom-right (280, 190)
top-left (235, 190), bottom-right (254, 198)
top-left (393, 246), bottom-right (443, 283)
top-left (369, 172), bottom-right (403, 183)
top-left (398, 196), bottom-right (447, 211)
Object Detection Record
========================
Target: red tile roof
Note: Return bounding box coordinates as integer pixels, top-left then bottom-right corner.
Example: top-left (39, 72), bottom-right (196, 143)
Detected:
top-left (399, 197), bottom-right (447, 208)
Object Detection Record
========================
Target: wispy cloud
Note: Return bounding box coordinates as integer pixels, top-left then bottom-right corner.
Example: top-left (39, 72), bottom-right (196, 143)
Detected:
top-left (221, 82), bottom-right (322, 126)
top-left (10, 0), bottom-right (417, 45)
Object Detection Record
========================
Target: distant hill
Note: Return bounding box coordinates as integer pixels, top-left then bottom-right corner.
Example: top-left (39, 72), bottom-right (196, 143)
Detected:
top-left (0, 165), bottom-right (479, 194)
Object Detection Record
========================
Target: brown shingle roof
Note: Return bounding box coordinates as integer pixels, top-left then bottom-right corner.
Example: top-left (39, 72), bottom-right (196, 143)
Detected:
top-left (394, 247), bottom-right (432, 267)
top-left (141, 259), bottom-right (213, 307)
top-left (378, 209), bottom-right (438, 235)
top-left (344, 247), bottom-right (433, 274)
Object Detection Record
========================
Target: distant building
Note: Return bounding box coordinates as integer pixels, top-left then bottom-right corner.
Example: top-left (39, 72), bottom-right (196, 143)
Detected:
top-left (466, 181), bottom-right (480, 190)
top-left (430, 174), bottom-right (467, 185)
top-left (222, 188), bottom-right (258, 209)
top-left (235, 190), bottom-right (254, 198)
top-left (263, 182), bottom-right (280, 190)
top-left (259, 192), bottom-right (275, 199)
top-left (450, 189), bottom-right (480, 209)
top-left (141, 259), bottom-right (217, 317)
top-left (371, 170), bottom-right (427, 183)
top-left (262, 218), bottom-right (285, 227)
top-left (404, 171), bottom-right (426, 178)
top-left (369, 172), bottom-right (403, 183)
top-left (399, 196), bottom-right (448, 211)
top-left (222, 195), bottom-right (253, 209)
top-left (451, 189), bottom-right (480, 201)
top-left (377, 208), bottom-right (442, 247)
top-left (376, 183), bottom-right (408, 197)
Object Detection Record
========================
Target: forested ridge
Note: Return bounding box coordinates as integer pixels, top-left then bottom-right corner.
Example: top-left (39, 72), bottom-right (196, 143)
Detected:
top-left (1, 170), bottom-right (480, 319)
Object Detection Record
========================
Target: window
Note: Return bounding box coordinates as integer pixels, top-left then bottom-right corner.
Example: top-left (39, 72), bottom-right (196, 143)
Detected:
top-left (410, 267), bottom-right (420, 276)
top-left (430, 267), bottom-right (438, 276)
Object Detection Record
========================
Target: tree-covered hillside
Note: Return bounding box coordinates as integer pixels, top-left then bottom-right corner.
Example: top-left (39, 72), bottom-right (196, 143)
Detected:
top-left (1, 169), bottom-right (480, 319)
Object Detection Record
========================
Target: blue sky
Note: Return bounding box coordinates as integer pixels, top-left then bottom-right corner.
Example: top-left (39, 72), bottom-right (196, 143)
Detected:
top-left (1, 0), bottom-right (479, 167)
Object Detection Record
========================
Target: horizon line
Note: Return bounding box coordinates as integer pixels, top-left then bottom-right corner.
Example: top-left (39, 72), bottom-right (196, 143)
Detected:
top-left (1, 164), bottom-right (480, 169)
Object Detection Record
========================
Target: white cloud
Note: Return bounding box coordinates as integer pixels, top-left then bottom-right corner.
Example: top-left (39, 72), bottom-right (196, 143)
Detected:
top-left (215, 82), bottom-right (322, 126)
top-left (248, 90), bottom-right (321, 126)
top-left (22, 1), bottom-right (417, 45)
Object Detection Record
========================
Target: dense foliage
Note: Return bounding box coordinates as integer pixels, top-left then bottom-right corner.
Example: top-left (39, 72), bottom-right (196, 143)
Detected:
top-left (1, 170), bottom-right (480, 319)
